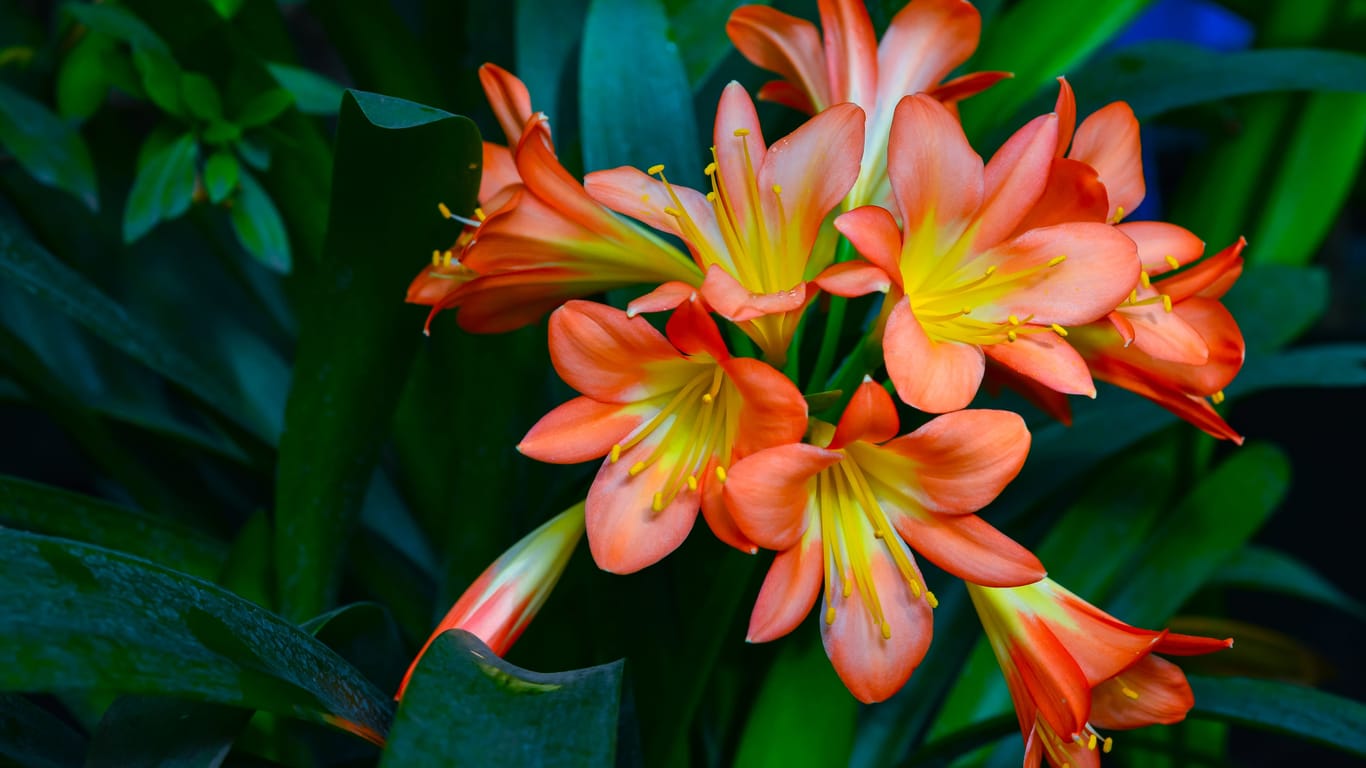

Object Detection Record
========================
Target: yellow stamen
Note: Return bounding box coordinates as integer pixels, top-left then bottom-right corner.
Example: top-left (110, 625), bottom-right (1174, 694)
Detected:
top-left (1129, 289), bottom-right (1139, 304)
top-left (732, 128), bottom-right (750, 137)
top-left (442, 251), bottom-right (453, 267)
top-left (687, 475), bottom-right (698, 491)
top-left (1008, 315), bottom-right (1020, 326)
top-left (704, 162), bottom-right (716, 176)
top-left (1140, 270), bottom-right (1151, 288)
top-left (647, 164), bottom-right (665, 176)
top-left (1121, 685), bottom-right (1140, 700)
top-left (1087, 733), bottom-right (1097, 750)
top-left (1007, 330), bottom-right (1018, 342)
top-left (926, 591), bottom-right (939, 608)
top-left (438, 202), bottom-right (453, 219)
top-left (1051, 323), bottom-right (1069, 337)
top-left (609, 444), bottom-right (622, 463)
top-left (652, 492), bottom-right (665, 512)
top-left (701, 393), bottom-right (713, 404)
top-left (1103, 738), bottom-right (1114, 754)
top-left (1165, 254), bottom-right (1180, 270)
top-left (431, 250), bottom-right (441, 267)
top-left (629, 461), bottom-right (646, 477)
top-left (1212, 390), bottom-right (1226, 404)
top-left (1047, 255), bottom-right (1067, 267)
top-left (715, 465), bottom-right (727, 482)
top-left (772, 184), bottom-right (782, 196)
top-left (1161, 294), bottom-right (1173, 312)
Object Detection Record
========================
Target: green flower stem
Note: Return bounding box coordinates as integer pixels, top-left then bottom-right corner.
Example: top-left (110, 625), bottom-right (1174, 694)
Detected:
top-left (806, 237), bottom-right (858, 392)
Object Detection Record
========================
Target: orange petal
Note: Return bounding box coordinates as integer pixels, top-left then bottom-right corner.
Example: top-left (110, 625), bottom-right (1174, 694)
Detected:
top-left (886, 94), bottom-right (984, 240)
top-left (1160, 237), bottom-right (1246, 302)
top-left (726, 443), bottom-right (839, 550)
top-left (830, 378), bottom-right (900, 449)
top-left (1053, 77), bottom-right (1077, 158)
top-left (726, 5), bottom-right (831, 112)
top-left (821, 548), bottom-right (933, 703)
top-left (876, 0), bottom-right (982, 112)
top-left (1010, 157), bottom-right (1108, 235)
top-left (724, 356), bottom-right (810, 456)
top-left (818, 0), bottom-right (878, 105)
top-left (518, 396), bottom-right (644, 464)
top-left (585, 437), bottom-right (700, 574)
top-left (1156, 632), bottom-right (1234, 656)
top-left (928, 70), bottom-right (1011, 107)
top-left (1045, 585), bottom-right (1165, 685)
top-left (663, 295), bottom-right (731, 359)
top-left (1002, 617), bottom-right (1092, 740)
top-left (888, 409), bottom-right (1031, 512)
top-left (479, 64), bottom-right (533, 145)
top-left (1127, 305), bottom-right (1211, 366)
top-left (884, 300), bottom-right (985, 413)
top-left (701, 265), bottom-right (807, 323)
top-left (748, 533), bottom-right (824, 642)
top-left (974, 113), bottom-right (1058, 251)
top-left (584, 165), bottom-right (720, 256)
top-left (548, 301), bottom-right (691, 402)
top-left (1070, 101), bottom-right (1144, 222)
top-left (1118, 221), bottom-right (1206, 276)
top-left (1090, 654), bottom-right (1194, 729)
top-left (628, 281), bottom-right (696, 317)
top-left (702, 459), bottom-right (758, 554)
top-left (895, 511), bottom-right (1044, 587)
top-left (714, 83), bottom-right (769, 227)
top-left (814, 260), bottom-right (892, 297)
top-left (834, 205), bottom-right (904, 284)
top-left (453, 269), bottom-right (624, 334)
top-left (756, 80), bottom-right (817, 113)
top-left (985, 330), bottom-right (1097, 397)
top-left (987, 222), bottom-right (1139, 326)
top-left (481, 142), bottom-right (521, 204)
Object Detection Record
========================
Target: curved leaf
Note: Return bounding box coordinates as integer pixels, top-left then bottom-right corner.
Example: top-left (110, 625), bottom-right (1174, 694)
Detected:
top-left (124, 132), bottom-right (197, 243)
top-left (734, 635), bottom-right (857, 768)
top-left (0, 693), bottom-right (86, 768)
top-left (0, 529), bottom-right (393, 742)
top-left (86, 697), bottom-right (250, 768)
top-left (0, 82), bottom-right (98, 211)
top-left (1212, 546), bottom-right (1366, 622)
top-left (266, 63), bottom-right (344, 116)
top-left (229, 170), bottom-right (290, 273)
top-left (1190, 676), bottom-right (1366, 758)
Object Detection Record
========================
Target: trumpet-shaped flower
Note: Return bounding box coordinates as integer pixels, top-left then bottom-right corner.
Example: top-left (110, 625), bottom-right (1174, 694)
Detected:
top-left (727, 0), bottom-right (1008, 208)
top-left (519, 299), bottom-right (807, 574)
top-left (405, 64), bottom-right (702, 334)
top-left (584, 82), bottom-right (864, 364)
top-left (818, 94), bottom-right (1139, 413)
top-left (395, 502), bottom-right (586, 699)
top-left (724, 379), bottom-right (1042, 702)
top-left (968, 578), bottom-right (1232, 768)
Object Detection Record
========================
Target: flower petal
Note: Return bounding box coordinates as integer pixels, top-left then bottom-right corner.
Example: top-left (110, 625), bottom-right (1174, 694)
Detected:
top-left (702, 460), bottom-right (758, 554)
top-left (1090, 655), bottom-right (1193, 729)
top-left (1070, 101), bottom-right (1144, 222)
top-left (884, 299), bottom-right (986, 413)
top-left (814, 260), bottom-right (893, 297)
top-left (876, 0), bottom-right (982, 111)
top-left (818, 0), bottom-right (878, 106)
top-left (985, 222), bottom-right (1139, 326)
top-left (887, 408), bottom-right (1031, 512)
top-left (974, 113), bottom-right (1058, 251)
top-left (726, 5), bottom-right (831, 112)
top-left (518, 396), bottom-right (645, 464)
top-left (927, 70), bottom-right (1011, 106)
top-left (1126, 305), bottom-right (1211, 366)
top-left (822, 548), bottom-right (933, 703)
top-left (887, 94), bottom-right (984, 239)
top-left (548, 301), bottom-right (692, 402)
top-left (481, 142), bottom-right (521, 204)
top-left (1053, 77), bottom-right (1076, 158)
top-left (748, 533), bottom-right (824, 642)
top-left (583, 166), bottom-right (722, 258)
top-left (701, 265), bottom-right (808, 323)
top-left (479, 64), bottom-right (533, 145)
top-left (985, 330), bottom-right (1097, 397)
top-left (585, 438), bottom-right (700, 574)
top-left (892, 510), bottom-right (1045, 587)
top-left (628, 281), bottom-right (697, 317)
top-left (835, 204), bottom-right (904, 283)
top-left (726, 443), bottom-right (840, 550)
top-left (1119, 221), bottom-right (1206, 276)
top-left (1009, 157), bottom-right (1109, 235)
top-left (724, 356), bottom-right (810, 457)
top-left (714, 83), bottom-right (769, 228)
top-left (829, 377), bottom-right (900, 449)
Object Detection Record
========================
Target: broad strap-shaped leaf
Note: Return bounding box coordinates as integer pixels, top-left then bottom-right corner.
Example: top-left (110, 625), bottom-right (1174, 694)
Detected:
top-left (733, 634), bottom-right (858, 768)
top-left (0, 692), bottom-right (87, 768)
top-left (86, 697), bottom-right (251, 768)
top-left (1211, 546), bottom-right (1366, 622)
top-left (265, 63), bottom-right (345, 116)
top-left (272, 90), bottom-right (479, 621)
top-left (0, 82), bottom-right (98, 210)
top-left (0, 529), bottom-right (393, 742)
top-left (580, 0), bottom-right (700, 185)
top-left (380, 630), bottom-right (624, 767)
top-left (1189, 676), bottom-right (1366, 758)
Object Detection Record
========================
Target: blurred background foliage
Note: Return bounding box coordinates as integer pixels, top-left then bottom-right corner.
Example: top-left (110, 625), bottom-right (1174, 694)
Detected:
top-left (0, 0), bottom-right (1363, 765)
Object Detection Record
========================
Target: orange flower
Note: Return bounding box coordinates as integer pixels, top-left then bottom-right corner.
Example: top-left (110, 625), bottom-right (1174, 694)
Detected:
top-left (584, 83), bottom-right (864, 364)
top-left (395, 502), bottom-right (585, 699)
top-left (968, 578), bottom-right (1232, 768)
top-left (724, 379), bottom-right (1042, 702)
top-left (518, 299), bottom-right (807, 573)
top-left (405, 64), bottom-right (702, 334)
top-left (727, 0), bottom-right (1008, 207)
top-left (818, 95), bottom-right (1139, 413)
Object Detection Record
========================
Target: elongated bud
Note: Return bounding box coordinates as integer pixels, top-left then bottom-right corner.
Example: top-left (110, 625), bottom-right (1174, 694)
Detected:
top-left (395, 501), bottom-right (586, 699)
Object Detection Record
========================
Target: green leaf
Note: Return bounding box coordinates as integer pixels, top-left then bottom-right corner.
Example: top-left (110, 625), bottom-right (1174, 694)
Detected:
top-left (1233, 344), bottom-right (1366, 393)
top-left (380, 630), bottom-right (623, 767)
top-left (265, 62), bottom-right (344, 116)
top-left (1189, 676), bottom-right (1366, 758)
top-left (236, 88), bottom-right (294, 128)
top-left (132, 48), bottom-right (185, 116)
top-left (273, 90), bottom-right (480, 621)
top-left (667, 0), bottom-right (765, 87)
top-left (86, 697), bottom-right (251, 768)
top-left (304, 602), bottom-right (409, 695)
top-left (180, 72), bottom-right (222, 121)
top-left (123, 132), bottom-right (198, 243)
top-left (515, 0), bottom-right (589, 126)
top-left (0, 81), bottom-right (99, 210)
top-left (733, 634), bottom-right (857, 767)
top-left (55, 31), bottom-right (113, 121)
top-left (0, 692), bottom-right (87, 768)
top-left (0, 474), bottom-right (227, 580)
top-left (1221, 264), bottom-right (1328, 354)
top-left (1250, 92), bottom-right (1366, 266)
top-left (229, 169), bottom-right (291, 272)
top-left (204, 150), bottom-right (239, 203)
top-left (580, 0), bottom-right (700, 183)
top-left (0, 529), bottom-right (393, 742)
top-left (0, 203), bottom-right (275, 443)
top-left (63, 3), bottom-right (170, 55)
top-left (1212, 546), bottom-right (1366, 621)
top-left (961, 0), bottom-right (1152, 139)
top-left (235, 136), bottom-right (271, 171)
top-left (207, 0), bottom-right (246, 19)
top-left (1105, 443), bottom-right (1290, 626)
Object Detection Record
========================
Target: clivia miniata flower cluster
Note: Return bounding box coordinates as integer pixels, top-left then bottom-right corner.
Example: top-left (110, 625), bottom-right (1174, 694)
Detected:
top-left (402, 1), bottom-right (1244, 765)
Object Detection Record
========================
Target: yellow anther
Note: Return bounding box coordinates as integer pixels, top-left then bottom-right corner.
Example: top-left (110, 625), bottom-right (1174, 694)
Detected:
top-left (438, 202), bottom-right (453, 219)
top-left (640, 193), bottom-right (650, 203)
top-left (704, 162), bottom-right (717, 176)
top-left (687, 475), bottom-right (698, 491)
top-left (1008, 314), bottom-right (1020, 326)
top-left (629, 461), bottom-right (647, 477)
top-left (431, 250), bottom-right (441, 267)
top-left (881, 623), bottom-right (892, 640)
top-left (961, 306), bottom-right (972, 315)
top-left (1087, 733), bottom-right (1097, 750)
top-left (705, 191), bottom-right (717, 202)
top-left (842, 578), bottom-right (853, 598)
top-left (772, 183), bottom-right (783, 195)
top-left (1051, 323), bottom-right (1069, 337)
top-left (1113, 206), bottom-right (1127, 222)
top-left (927, 591), bottom-right (939, 608)
top-left (733, 128), bottom-right (751, 137)
top-left (1161, 294), bottom-right (1173, 312)
top-left (1121, 685), bottom-right (1140, 700)
top-left (908, 579), bottom-right (921, 598)
top-left (873, 529), bottom-right (884, 539)
top-left (825, 605), bottom-right (836, 624)
top-left (609, 444), bottom-right (622, 463)
top-left (701, 392), bottom-right (714, 404)
top-left (1129, 289), bottom-right (1139, 304)
top-left (1212, 390), bottom-right (1226, 404)
top-left (1047, 255), bottom-right (1067, 267)
top-left (442, 251), bottom-right (453, 267)
top-left (1102, 738), bottom-right (1114, 754)
top-left (1165, 254), bottom-right (1181, 270)
top-left (652, 492), bottom-right (665, 512)
top-left (715, 465), bottom-right (727, 482)
top-left (1140, 270), bottom-right (1151, 288)
top-left (474, 207), bottom-right (486, 221)
top-left (663, 207), bottom-right (683, 217)
top-left (647, 164), bottom-right (665, 175)
top-left (1007, 330), bottom-right (1018, 342)
top-left (985, 265), bottom-right (998, 276)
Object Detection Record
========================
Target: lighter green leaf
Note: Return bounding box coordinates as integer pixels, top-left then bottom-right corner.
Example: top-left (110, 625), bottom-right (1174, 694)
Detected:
top-left (229, 170), bottom-right (290, 273)
top-left (1212, 546), bottom-right (1366, 621)
top-left (236, 88), bottom-right (294, 128)
top-left (132, 48), bottom-right (184, 116)
top-left (734, 635), bottom-right (857, 767)
top-left (180, 72), bottom-right (222, 121)
top-left (63, 3), bottom-right (170, 55)
top-left (265, 62), bottom-right (344, 116)
top-left (1190, 676), bottom-right (1366, 757)
top-left (204, 150), bottom-right (239, 203)
top-left (123, 132), bottom-right (197, 242)
top-left (0, 82), bottom-right (98, 210)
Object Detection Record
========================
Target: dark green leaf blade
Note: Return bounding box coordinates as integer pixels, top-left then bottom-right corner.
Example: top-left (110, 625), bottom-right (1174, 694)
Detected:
top-left (733, 634), bottom-right (857, 767)
top-left (86, 697), bottom-right (251, 768)
top-left (265, 63), bottom-right (344, 116)
top-left (62, 3), bottom-right (170, 55)
top-left (272, 90), bottom-right (480, 621)
top-left (1211, 546), bottom-right (1366, 622)
top-left (0, 82), bottom-right (99, 210)
top-left (204, 150), bottom-right (239, 203)
top-left (229, 170), bottom-right (290, 273)
top-left (123, 132), bottom-right (197, 243)
top-left (0, 529), bottom-right (392, 741)
top-left (1190, 676), bottom-right (1366, 757)
top-left (236, 88), bottom-right (294, 128)
top-left (580, 0), bottom-right (700, 183)
top-left (380, 631), bottom-right (623, 767)
top-left (0, 692), bottom-right (87, 768)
